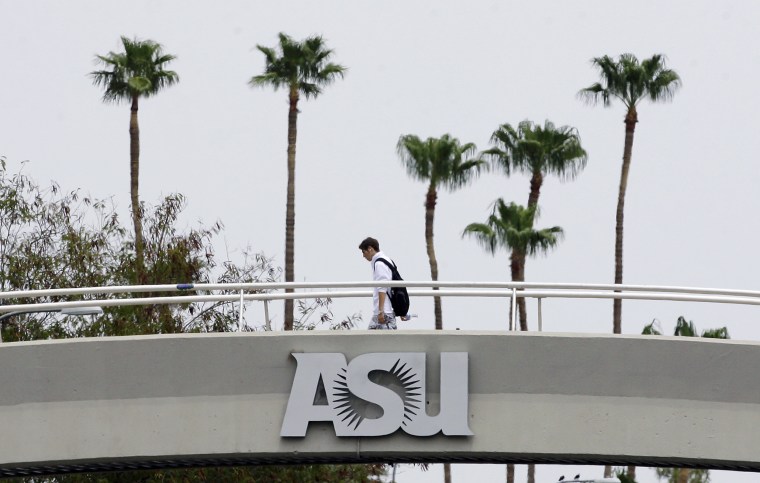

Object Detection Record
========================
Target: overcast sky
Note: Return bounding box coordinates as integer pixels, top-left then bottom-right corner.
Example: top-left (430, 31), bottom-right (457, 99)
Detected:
top-left (2, 1), bottom-right (759, 481)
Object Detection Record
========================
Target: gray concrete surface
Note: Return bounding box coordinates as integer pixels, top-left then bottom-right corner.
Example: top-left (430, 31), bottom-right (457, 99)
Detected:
top-left (1, 331), bottom-right (758, 476)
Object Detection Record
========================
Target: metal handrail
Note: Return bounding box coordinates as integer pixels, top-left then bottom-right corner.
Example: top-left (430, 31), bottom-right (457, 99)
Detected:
top-left (2, 281), bottom-right (760, 334)
top-left (4, 280), bottom-right (760, 299)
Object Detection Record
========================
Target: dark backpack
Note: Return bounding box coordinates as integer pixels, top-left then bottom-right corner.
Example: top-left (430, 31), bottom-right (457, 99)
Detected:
top-left (374, 257), bottom-right (410, 317)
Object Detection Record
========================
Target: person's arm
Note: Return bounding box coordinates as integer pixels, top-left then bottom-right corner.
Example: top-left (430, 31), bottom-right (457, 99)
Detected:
top-left (374, 259), bottom-right (393, 323)
top-left (378, 291), bottom-right (387, 324)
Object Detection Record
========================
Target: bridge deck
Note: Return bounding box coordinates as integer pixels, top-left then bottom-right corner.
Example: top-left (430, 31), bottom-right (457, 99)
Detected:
top-left (1, 331), bottom-right (758, 476)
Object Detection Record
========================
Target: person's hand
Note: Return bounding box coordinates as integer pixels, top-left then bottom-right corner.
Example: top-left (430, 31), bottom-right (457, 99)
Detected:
top-left (378, 312), bottom-right (385, 324)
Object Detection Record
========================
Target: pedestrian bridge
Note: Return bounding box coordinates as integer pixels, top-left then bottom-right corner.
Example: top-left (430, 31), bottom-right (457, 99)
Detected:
top-left (1, 282), bottom-right (760, 477)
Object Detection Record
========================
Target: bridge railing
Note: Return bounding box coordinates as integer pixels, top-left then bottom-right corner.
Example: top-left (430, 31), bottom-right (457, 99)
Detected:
top-left (2, 281), bottom-right (760, 335)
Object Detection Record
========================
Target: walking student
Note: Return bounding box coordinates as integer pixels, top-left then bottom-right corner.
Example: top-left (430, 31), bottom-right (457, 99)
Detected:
top-left (358, 236), bottom-right (398, 330)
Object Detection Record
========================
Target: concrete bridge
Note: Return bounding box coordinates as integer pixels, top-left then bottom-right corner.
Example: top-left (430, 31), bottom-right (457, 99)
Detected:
top-left (2, 330), bottom-right (759, 477)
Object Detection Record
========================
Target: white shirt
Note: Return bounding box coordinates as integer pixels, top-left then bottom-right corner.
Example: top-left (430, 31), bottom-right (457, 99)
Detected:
top-left (371, 251), bottom-right (394, 315)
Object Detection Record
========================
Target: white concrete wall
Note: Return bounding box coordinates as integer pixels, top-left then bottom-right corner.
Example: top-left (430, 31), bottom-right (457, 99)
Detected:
top-left (1, 331), bottom-right (758, 476)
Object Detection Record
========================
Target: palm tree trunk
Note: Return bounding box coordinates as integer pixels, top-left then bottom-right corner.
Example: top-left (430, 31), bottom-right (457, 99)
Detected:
top-left (129, 94), bottom-right (144, 285)
top-left (510, 251), bottom-right (527, 331)
top-left (613, 107), bottom-right (638, 335)
top-left (527, 170), bottom-right (543, 211)
top-left (526, 173), bottom-right (540, 483)
top-left (514, 249), bottom-right (531, 482)
top-left (520, 169), bottom-right (542, 332)
top-left (506, 463), bottom-right (514, 483)
top-left (677, 468), bottom-right (690, 483)
top-left (426, 183), bottom-right (447, 482)
top-left (627, 465), bottom-right (636, 481)
top-left (283, 87), bottom-right (299, 331)
top-left (425, 184), bottom-right (443, 331)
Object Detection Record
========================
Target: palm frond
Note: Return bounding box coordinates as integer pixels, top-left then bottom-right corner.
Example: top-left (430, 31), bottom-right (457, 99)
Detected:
top-left (526, 225), bottom-right (564, 256)
top-left (463, 199), bottom-right (562, 258)
top-left (579, 53), bottom-right (680, 110)
top-left (251, 32), bottom-right (346, 100)
top-left (90, 36), bottom-right (179, 104)
top-left (674, 316), bottom-right (697, 337)
top-left (397, 134), bottom-right (432, 182)
top-left (397, 133), bottom-right (480, 191)
top-left (644, 316), bottom-right (728, 341)
top-left (642, 319), bottom-right (663, 335)
top-left (701, 326), bottom-right (729, 339)
top-left (577, 81), bottom-right (610, 106)
top-left (485, 123), bottom-right (521, 175)
top-left (485, 120), bottom-right (587, 182)
top-left (462, 223), bottom-right (499, 256)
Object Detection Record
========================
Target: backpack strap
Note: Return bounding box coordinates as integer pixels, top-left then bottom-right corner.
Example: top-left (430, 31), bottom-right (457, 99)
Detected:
top-left (373, 257), bottom-right (396, 272)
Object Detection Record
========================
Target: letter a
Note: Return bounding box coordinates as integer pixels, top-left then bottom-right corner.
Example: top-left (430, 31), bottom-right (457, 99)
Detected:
top-left (280, 353), bottom-right (346, 437)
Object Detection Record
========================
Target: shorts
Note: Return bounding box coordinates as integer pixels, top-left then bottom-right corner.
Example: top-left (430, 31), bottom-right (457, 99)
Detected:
top-left (369, 312), bottom-right (397, 330)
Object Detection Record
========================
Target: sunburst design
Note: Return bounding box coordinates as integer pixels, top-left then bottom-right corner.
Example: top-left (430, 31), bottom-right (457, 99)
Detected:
top-left (331, 358), bottom-right (422, 430)
top-left (388, 358), bottom-right (423, 426)
top-left (332, 368), bottom-right (364, 429)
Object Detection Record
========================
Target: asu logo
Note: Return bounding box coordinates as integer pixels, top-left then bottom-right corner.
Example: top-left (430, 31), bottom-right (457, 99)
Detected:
top-left (280, 352), bottom-right (473, 437)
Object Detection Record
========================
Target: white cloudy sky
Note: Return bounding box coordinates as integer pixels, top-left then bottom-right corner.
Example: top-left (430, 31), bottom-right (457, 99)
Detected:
top-left (2, 1), bottom-right (759, 481)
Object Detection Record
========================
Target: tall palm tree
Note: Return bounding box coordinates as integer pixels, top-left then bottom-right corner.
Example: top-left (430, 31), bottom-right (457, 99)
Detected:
top-left (463, 200), bottom-right (563, 332)
top-left (464, 200), bottom-right (562, 483)
top-left (250, 33), bottom-right (346, 330)
top-left (397, 134), bottom-right (483, 331)
top-left (578, 54), bottom-right (681, 336)
top-left (644, 316), bottom-right (728, 483)
top-left (397, 133), bottom-right (482, 483)
top-left (485, 120), bottom-right (588, 210)
top-left (91, 36), bottom-right (179, 283)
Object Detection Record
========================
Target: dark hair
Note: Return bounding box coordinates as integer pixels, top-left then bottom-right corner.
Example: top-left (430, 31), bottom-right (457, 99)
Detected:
top-left (358, 237), bottom-right (380, 252)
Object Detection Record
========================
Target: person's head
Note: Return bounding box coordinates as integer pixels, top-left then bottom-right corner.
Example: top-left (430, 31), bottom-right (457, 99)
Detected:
top-left (358, 237), bottom-right (380, 261)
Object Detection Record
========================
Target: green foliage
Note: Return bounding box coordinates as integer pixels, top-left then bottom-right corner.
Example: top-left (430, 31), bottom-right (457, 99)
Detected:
top-left (250, 32), bottom-right (346, 99)
top-left (0, 163), bottom-right (270, 339)
top-left (462, 199), bottom-right (563, 258)
top-left (0, 160), bottom-right (368, 339)
top-left (699, 326), bottom-right (729, 339)
top-left (9, 463), bottom-right (385, 482)
top-left (642, 316), bottom-right (729, 340)
top-left (0, 160), bottom-right (377, 481)
top-left (0, 160), bottom-right (124, 339)
top-left (396, 133), bottom-right (483, 191)
top-left (294, 297), bottom-right (363, 331)
top-left (484, 120), bottom-right (588, 181)
top-left (90, 36), bottom-right (179, 103)
top-left (578, 53), bottom-right (681, 110)
top-left (654, 467), bottom-right (710, 483)
top-left (616, 469), bottom-right (638, 483)
top-left (0, 159), bottom-right (122, 293)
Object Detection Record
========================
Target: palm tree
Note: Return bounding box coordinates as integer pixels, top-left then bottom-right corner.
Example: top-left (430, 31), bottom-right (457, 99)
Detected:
top-left (463, 200), bottom-right (562, 483)
top-left (485, 120), bottom-right (587, 211)
top-left (463, 200), bottom-right (563, 332)
top-left (484, 124), bottom-right (586, 459)
top-left (644, 316), bottom-right (728, 483)
top-left (90, 36), bottom-right (179, 283)
top-left (578, 54), bottom-right (680, 336)
top-left (250, 33), bottom-right (346, 330)
top-left (397, 134), bottom-right (483, 331)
